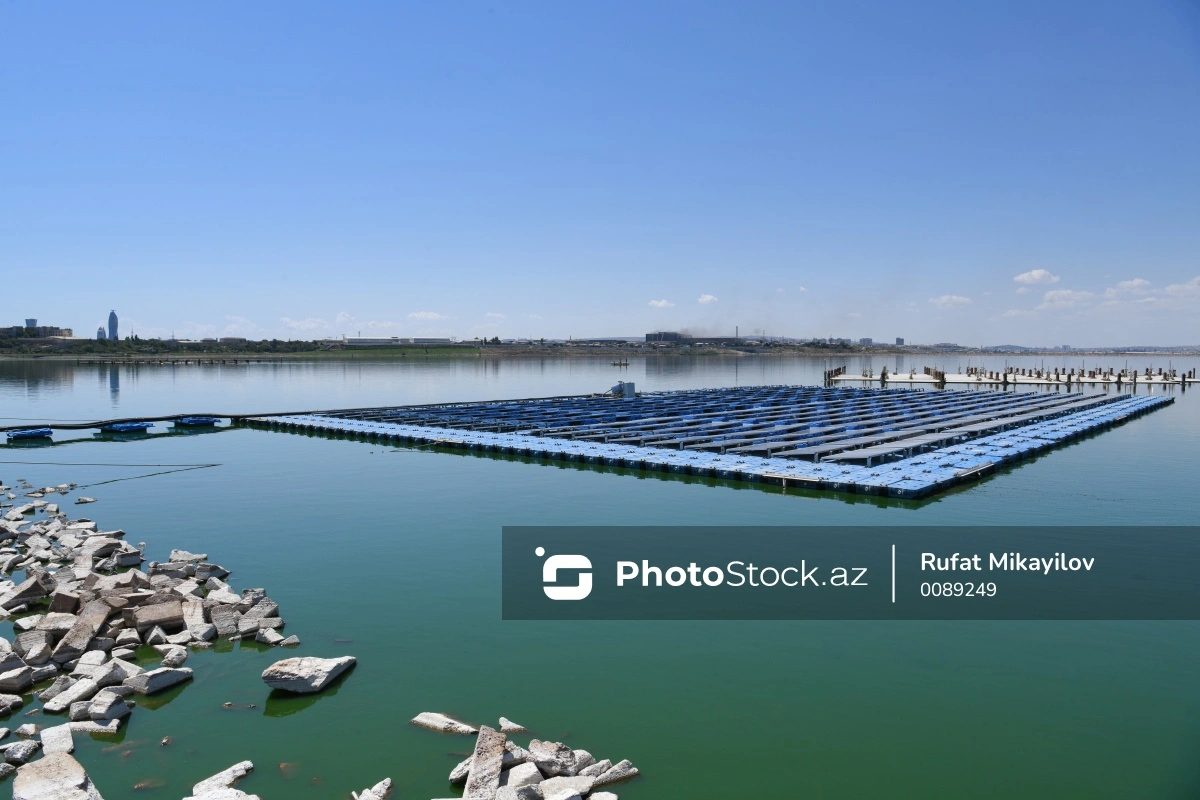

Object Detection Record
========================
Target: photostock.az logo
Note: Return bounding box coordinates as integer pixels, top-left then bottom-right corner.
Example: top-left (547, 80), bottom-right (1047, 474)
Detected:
top-left (537, 546), bottom-right (592, 601)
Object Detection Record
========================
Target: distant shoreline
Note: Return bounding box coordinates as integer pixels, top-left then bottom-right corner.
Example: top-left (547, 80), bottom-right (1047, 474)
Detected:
top-left (2, 343), bottom-right (1199, 361)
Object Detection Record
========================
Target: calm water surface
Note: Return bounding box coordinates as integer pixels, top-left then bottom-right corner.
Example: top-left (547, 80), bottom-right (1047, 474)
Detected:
top-left (2, 356), bottom-right (1198, 799)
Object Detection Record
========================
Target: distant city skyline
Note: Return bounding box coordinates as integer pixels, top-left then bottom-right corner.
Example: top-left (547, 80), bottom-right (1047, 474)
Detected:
top-left (3, 2), bottom-right (1198, 345)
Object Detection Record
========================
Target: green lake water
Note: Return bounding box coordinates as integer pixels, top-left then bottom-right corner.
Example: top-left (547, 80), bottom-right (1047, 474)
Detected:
top-left (2, 355), bottom-right (1198, 799)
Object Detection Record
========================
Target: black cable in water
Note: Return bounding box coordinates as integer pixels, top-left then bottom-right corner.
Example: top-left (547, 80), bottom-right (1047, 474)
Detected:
top-left (75, 464), bottom-right (220, 488)
top-left (0, 461), bottom-right (221, 468)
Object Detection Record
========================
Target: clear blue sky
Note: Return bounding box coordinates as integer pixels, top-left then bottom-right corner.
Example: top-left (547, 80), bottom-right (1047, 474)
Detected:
top-left (2, 1), bottom-right (1198, 345)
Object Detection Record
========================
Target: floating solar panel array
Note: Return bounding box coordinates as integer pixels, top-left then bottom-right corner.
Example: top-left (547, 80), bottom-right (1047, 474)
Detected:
top-left (245, 385), bottom-right (1172, 499)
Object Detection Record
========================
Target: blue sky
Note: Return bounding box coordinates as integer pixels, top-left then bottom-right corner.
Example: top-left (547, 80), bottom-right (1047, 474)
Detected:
top-left (2, 1), bottom-right (1198, 345)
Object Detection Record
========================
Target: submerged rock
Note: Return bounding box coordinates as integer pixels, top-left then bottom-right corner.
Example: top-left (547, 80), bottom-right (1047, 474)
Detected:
top-left (411, 711), bottom-right (478, 735)
top-left (593, 759), bottom-right (639, 787)
top-left (260, 656), bottom-right (355, 694)
top-left (187, 760), bottom-right (258, 800)
top-left (352, 777), bottom-right (393, 800)
top-left (499, 716), bottom-right (528, 733)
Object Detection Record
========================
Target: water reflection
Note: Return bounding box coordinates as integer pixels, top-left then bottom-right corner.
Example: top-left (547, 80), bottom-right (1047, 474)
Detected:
top-left (263, 666), bottom-right (356, 718)
top-left (0, 355), bottom-right (1195, 424)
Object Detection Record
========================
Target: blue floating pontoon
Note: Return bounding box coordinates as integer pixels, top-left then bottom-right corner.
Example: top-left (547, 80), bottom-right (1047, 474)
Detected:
top-left (246, 385), bottom-right (1173, 499)
top-left (174, 417), bottom-right (219, 427)
top-left (100, 421), bottom-right (154, 433)
top-left (6, 428), bottom-right (53, 440)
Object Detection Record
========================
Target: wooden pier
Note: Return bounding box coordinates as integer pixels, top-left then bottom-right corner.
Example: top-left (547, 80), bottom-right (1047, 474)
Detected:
top-left (831, 365), bottom-right (1196, 387)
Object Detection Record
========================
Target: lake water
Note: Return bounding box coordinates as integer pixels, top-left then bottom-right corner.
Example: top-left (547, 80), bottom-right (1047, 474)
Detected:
top-left (2, 355), bottom-right (1198, 799)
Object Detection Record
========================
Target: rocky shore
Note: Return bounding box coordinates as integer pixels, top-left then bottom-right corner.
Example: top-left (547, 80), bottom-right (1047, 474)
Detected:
top-left (0, 477), bottom-right (378, 797)
top-left (412, 712), bottom-right (640, 800)
top-left (2, 476), bottom-right (639, 799)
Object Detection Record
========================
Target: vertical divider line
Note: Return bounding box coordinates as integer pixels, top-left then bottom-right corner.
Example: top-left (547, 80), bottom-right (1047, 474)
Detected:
top-left (891, 544), bottom-right (896, 604)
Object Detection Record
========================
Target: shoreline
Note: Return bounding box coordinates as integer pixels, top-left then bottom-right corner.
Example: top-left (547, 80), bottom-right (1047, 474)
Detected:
top-left (3, 345), bottom-right (1200, 362)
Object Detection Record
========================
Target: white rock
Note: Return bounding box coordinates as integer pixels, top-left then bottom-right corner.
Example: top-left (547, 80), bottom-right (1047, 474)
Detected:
top-left (155, 645), bottom-right (188, 667)
top-left (495, 787), bottom-right (542, 800)
top-left (123, 667), bottom-right (192, 695)
top-left (69, 720), bottom-right (121, 735)
top-left (261, 656), bottom-right (354, 693)
top-left (499, 716), bottom-right (528, 733)
top-left (88, 689), bottom-right (132, 721)
top-left (411, 711), bottom-right (478, 735)
top-left (539, 775), bottom-right (595, 800)
top-left (354, 777), bottom-right (393, 800)
top-left (12, 752), bottom-right (103, 800)
top-left (191, 760), bottom-right (254, 796)
top-left (254, 628), bottom-right (284, 646)
top-left (464, 725), bottom-right (506, 800)
top-left (529, 739), bottom-right (578, 777)
top-left (43, 679), bottom-right (99, 714)
top-left (498, 762), bottom-right (542, 789)
top-left (593, 759), bottom-right (639, 787)
top-left (92, 658), bottom-right (143, 688)
top-left (40, 723), bottom-right (74, 755)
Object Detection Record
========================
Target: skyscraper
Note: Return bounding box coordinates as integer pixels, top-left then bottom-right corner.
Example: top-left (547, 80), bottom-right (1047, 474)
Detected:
top-left (108, 310), bottom-right (118, 341)
top-left (96, 327), bottom-right (106, 340)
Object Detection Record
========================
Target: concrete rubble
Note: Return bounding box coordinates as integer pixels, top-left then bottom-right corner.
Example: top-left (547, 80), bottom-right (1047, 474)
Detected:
top-left (0, 481), bottom-right (403, 800)
top-left (352, 777), bottom-right (394, 800)
top-left (0, 483), bottom-right (319, 792)
top-left (260, 655), bottom-right (355, 693)
top-left (12, 752), bottom-right (104, 800)
top-left (419, 714), bottom-right (640, 800)
top-left (411, 711), bottom-right (479, 735)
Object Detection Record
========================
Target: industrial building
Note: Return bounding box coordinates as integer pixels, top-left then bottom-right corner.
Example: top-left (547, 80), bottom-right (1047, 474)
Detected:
top-left (336, 336), bottom-right (454, 347)
top-left (1, 322), bottom-right (74, 338)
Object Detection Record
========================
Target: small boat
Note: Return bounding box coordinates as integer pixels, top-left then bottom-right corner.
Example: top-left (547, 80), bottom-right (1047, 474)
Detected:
top-left (173, 416), bottom-right (219, 427)
top-left (99, 422), bottom-right (153, 433)
top-left (6, 428), bottom-right (53, 440)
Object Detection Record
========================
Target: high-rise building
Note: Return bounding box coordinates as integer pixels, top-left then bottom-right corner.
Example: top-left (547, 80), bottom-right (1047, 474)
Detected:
top-left (895, 337), bottom-right (905, 345)
top-left (108, 310), bottom-right (118, 341)
top-left (96, 327), bottom-right (106, 340)
top-left (25, 319), bottom-right (36, 328)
